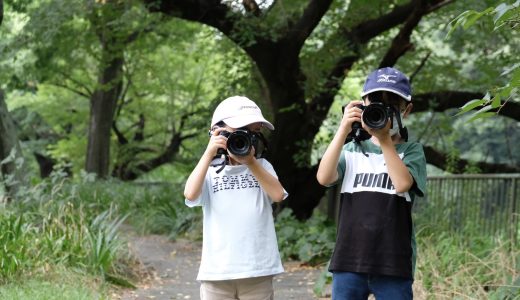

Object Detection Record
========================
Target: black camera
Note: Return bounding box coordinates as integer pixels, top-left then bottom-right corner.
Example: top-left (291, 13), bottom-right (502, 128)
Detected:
top-left (356, 103), bottom-right (395, 129)
top-left (218, 129), bottom-right (258, 156)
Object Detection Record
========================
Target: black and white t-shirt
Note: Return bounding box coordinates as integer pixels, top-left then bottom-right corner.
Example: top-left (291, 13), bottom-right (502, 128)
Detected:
top-left (328, 139), bottom-right (427, 279)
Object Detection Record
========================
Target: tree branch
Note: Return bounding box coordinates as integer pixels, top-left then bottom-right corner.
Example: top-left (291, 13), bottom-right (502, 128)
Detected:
top-left (348, 3), bottom-right (414, 44)
top-left (409, 51), bottom-right (431, 84)
top-left (48, 82), bottom-right (91, 99)
top-left (413, 91), bottom-right (520, 122)
top-left (349, 0), bottom-right (447, 44)
top-left (53, 70), bottom-right (94, 98)
top-left (143, 0), bottom-right (237, 36)
top-left (424, 145), bottom-right (520, 173)
top-left (308, 56), bottom-right (358, 127)
top-left (0, 0), bottom-right (3, 26)
top-left (284, 0), bottom-right (333, 57)
top-left (379, 0), bottom-right (431, 67)
top-left (112, 121), bottom-right (128, 145)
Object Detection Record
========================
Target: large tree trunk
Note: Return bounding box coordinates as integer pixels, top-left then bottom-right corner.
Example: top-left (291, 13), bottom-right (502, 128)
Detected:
top-left (251, 51), bottom-right (335, 219)
top-left (0, 91), bottom-right (27, 199)
top-left (85, 1), bottom-right (144, 179)
top-left (0, 0), bottom-right (26, 199)
top-left (85, 44), bottom-right (124, 178)
top-left (85, 59), bottom-right (123, 178)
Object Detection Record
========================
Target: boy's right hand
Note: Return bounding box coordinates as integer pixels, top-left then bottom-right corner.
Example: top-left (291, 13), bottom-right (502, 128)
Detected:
top-left (206, 127), bottom-right (228, 157)
top-left (340, 100), bottom-right (363, 133)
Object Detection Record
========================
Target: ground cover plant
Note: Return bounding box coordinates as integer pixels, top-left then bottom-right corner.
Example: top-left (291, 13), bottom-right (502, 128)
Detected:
top-left (0, 172), bottom-right (187, 298)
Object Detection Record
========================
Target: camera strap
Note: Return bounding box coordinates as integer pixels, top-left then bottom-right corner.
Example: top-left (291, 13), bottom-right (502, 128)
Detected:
top-left (350, 123), bottom-right (370, 157)
top-left (252, 132), bottom-right (268, 158)
top-left (210, 154), bottom-right (228, 174)
top-left (392, 108), bottom-right (408, 142)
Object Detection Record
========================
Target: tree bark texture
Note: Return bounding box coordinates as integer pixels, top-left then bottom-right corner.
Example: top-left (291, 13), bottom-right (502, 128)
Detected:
top-left (0, 91), bottom-right (26, 199)
top-left (85, 45), bottom-right (124, 178)
top-left (85, 0), bottom-right (131, 178)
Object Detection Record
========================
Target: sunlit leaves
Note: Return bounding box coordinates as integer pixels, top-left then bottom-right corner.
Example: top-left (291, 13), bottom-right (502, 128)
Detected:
top-left (448, 1), bottom-right (519, 34)
top-left (448, 1), bottom-right (520, 121)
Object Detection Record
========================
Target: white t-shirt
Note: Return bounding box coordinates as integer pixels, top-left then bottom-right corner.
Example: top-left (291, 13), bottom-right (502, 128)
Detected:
top-left (185, 158), bottom-right (287, 281)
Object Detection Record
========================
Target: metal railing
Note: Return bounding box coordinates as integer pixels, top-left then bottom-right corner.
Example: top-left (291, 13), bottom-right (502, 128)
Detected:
top-left (414, 174), bottom-right (519, 242)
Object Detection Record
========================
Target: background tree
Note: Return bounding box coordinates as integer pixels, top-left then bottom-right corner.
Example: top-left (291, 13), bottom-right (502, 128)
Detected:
top-left (0, 0), bottom-right (29, 199)
top-left (2, 0), bottom-right (256, 181)
top-left (144, 0), bottom-right (520, 219)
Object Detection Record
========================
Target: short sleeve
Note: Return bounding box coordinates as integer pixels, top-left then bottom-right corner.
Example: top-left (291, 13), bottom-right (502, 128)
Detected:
top-left (260, 158), bottom-right (278, 178)
top-left (323, 144), bottom-right (347, 187)
top-left (185, 172), bottom-right (210, 207)
top-left (403, 143), bottom-right (427, 198)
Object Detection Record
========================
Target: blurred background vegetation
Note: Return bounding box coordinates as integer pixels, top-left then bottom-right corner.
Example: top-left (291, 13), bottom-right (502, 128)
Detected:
top-left (0, 0), bottom-right (519, 299)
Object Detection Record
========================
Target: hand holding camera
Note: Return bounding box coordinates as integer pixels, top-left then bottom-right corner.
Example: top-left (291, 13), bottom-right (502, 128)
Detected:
top-left (340, 100), bottom-right (363, 133)
top-left (208, 125), bottom-right (263, 165)
top-left (342, 100), bottom-right (403, 144)
top-left (217, 129), bottom-right (258, 157)
top-left (207, 126), bottom-right (229, 157)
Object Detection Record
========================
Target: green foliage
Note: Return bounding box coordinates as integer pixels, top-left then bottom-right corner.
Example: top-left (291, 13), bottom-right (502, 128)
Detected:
top-left (0, 214), bottom-right (31, 278)
top-left (86, 210), bottom-right (128, 276)
top-left (127, 183), bottom-right (202, 240)
top-left (445, 148), bottom-right (464, 173)
top-left (313, 260), bottom-right (332, 298)
top-left (275, 208), bottom-right (336, 265)
top-left (3, 3), bottom-right (257, 178)
top-left (449, 1), bottom-right (520, 122)
top-left (0, 175), bottom-right (134, 288)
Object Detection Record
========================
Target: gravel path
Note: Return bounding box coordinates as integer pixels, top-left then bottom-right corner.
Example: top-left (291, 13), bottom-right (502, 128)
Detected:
top-left (115, 234), bottom-right (328, 300)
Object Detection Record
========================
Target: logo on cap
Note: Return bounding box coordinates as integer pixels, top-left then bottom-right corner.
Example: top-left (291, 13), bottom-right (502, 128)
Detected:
top-left (377, 74), bottom-right (397, 83)
top-left (240, 105), bottom-right (259, 110)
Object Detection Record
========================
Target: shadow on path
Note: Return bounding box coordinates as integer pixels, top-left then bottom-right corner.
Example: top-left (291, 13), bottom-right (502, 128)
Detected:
top-left (115, 234), bottom-right (328, 300)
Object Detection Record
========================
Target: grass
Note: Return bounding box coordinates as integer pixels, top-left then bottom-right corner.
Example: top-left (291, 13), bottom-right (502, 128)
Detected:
top-left (0, 175), bottom-right (153, 297)
top-left (414, 230), bottom-right (519, 299)
top-left (0, 268), bottom-right (107, 300)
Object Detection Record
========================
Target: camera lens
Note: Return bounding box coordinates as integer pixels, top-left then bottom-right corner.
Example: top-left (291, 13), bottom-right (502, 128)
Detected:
top-left (362, 103), bottom-right (388, 129)
top-left (227, 131), bottom-right (252, 156)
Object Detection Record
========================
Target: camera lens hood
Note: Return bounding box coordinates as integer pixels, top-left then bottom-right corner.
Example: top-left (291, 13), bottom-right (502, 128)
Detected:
top-left (227, 130), bottom-right (252, 156)
top-left (362, 103), bottom-right (390, 129)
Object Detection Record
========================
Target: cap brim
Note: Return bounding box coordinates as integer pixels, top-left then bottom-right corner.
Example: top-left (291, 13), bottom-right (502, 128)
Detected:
top-left (361, 88), bottom-right (412, 101)
top-left (223, 115), bottom-right (275, 130)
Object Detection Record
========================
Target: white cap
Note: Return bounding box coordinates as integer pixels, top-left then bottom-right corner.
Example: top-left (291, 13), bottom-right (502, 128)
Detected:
top-left (211, 96), bottom-right (274, 130)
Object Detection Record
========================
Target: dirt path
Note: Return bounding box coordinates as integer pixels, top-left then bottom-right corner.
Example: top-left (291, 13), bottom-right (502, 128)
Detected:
top-left (115, 234), bottom-right (329, 300)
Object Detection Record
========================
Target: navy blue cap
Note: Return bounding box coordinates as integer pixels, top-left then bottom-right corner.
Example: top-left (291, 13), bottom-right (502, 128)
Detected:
top-left (361, 67), bottom-right (412, 101)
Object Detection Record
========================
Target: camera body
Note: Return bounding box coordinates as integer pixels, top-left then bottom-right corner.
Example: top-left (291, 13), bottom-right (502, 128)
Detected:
top-left (218, 129), bottom-right (258, 156)
top-left (355, 103), bottom-right (395, 129)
